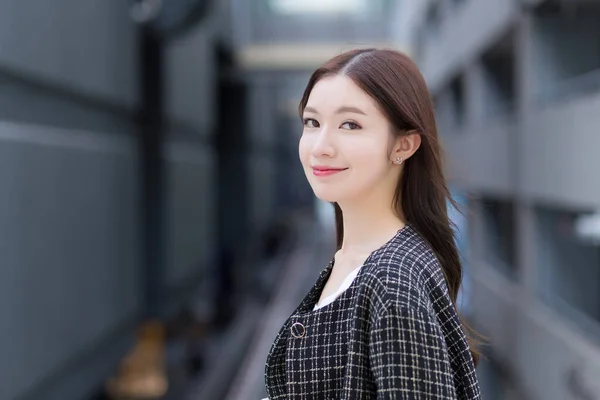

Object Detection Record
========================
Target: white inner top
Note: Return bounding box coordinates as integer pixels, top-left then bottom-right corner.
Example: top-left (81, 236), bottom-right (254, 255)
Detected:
top-left (313, 265), bottom-right (362, 311)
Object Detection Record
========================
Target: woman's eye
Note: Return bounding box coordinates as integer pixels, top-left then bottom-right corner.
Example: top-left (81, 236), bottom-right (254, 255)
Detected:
top-left (303, 118), bottom-right (320, 128)
top-left (340, 121), bottom-right (361, 130)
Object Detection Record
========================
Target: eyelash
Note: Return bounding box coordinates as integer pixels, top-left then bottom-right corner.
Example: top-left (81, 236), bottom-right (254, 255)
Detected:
top-left (341, 121), bottom-right (361, 130)
top-left (302, 118), bottom-right (319, 128)
top-left (302, 118), bottom-right (361, 130)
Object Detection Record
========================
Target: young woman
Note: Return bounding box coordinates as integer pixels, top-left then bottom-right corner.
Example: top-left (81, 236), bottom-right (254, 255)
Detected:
top-left (264, 48), bottom-right (482, 399)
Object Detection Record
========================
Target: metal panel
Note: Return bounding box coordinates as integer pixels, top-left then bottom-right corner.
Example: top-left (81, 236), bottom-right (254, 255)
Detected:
top-left (0, 0), bottom-right (139, 108)
top-left (165, 19), bottom-right (217, 135)
top-left (0, 121), bottom-right (140, 399)
top-left (164, 142), bottom-right (216, 294)
top-left (516, 301), bottom-right (600, 399)
top-left (443, 121), bottom-right (516, 196)
top-left (419, 0), bottom-right (518, 92)
top-left (521, 91), bottom-right (600, 208)
top-left (471, 265), bottom-right (520, 367)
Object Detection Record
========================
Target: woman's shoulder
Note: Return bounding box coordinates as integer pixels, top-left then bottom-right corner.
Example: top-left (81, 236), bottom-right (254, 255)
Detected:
top-left (360, 225), bottom-right (450, 316)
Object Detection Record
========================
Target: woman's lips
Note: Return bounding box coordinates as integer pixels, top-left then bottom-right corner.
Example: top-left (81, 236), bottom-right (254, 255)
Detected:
top-left (312, 167), bottom-right (348, 177)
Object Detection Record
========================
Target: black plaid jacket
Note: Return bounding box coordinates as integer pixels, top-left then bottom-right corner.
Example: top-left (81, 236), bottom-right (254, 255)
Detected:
top-left (264, 225), bottom-right (481, 399)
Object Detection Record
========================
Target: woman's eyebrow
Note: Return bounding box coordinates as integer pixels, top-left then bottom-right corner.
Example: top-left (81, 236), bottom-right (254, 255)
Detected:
top-left (304, 106), bottom-right (367, 115)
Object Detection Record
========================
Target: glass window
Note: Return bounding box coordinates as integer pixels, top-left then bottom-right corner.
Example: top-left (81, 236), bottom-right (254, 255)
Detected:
top-left (449, 188), bottom-right (472, 315)
top-left (480, 197), bottom-right (517, 280)
top-left (268, 0), bottom-right (370, 15)
top-left (535, 206), bottom-right (600, 336)
top-left (481, 31), bottom-right (516, 119)
top-left (449, 74), bottom-right (466, 127)
top-left (425, 2), bottom-right (442, 37)
top-left (533, 5), bottom-right (600, 103)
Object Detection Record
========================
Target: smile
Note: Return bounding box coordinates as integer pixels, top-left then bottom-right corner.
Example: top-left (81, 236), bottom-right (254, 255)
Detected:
top-left (312, 167), bottom-right (348, 177)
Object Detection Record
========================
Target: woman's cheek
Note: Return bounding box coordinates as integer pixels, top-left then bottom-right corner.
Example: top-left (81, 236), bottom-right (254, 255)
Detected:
top-left (298, 134), bottom-right (312, 167)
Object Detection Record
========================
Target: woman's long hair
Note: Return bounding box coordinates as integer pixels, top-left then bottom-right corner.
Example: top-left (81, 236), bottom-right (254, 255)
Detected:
top-left (299, 48), bottom-right (482, 365)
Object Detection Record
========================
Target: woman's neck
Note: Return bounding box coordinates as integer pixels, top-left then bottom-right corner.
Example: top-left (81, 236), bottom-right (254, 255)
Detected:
top-left (337, 200), bottom-right (406, 257)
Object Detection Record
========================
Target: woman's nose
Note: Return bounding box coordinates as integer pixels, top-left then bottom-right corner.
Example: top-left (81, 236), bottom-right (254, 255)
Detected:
top-left (310, 130), bottom-right (336, 158)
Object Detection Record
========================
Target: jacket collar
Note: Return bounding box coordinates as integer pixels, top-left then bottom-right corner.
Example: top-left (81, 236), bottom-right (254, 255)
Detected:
top-left (292, 260), bottom-right (334, 315)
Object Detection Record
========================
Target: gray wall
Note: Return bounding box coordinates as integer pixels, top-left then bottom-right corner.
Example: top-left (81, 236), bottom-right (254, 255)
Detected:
top-left (533, 11), bottom-right (600, 97)
top-left (166, 19), bottom-right (218, 134)
top-left (418, 0), bottom-right (518, 93)
top-left (163, 14), bottom-right (219, 311)
top-left (247, 75), bottom-right (279, 230)
top-left (443, 122), bottom-right (516, 197)
top-left (521, 93), bottom-right (600, 208)
top-left (422, 2), bottom-right (600, 209)
top-left (0, 2), bottom-right (139, 399)
top-left (0, 0), bottom-right (138, 108)
top-left (245, 71), bottom-right (317, 229)
top-left (415, 2), bottom-right (600, 398)
top-left (0, 123), bottom-right (139, 400)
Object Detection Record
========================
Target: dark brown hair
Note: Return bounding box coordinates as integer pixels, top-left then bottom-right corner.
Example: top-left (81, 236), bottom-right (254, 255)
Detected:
top-left (299, 48), bottom-right (481, 365)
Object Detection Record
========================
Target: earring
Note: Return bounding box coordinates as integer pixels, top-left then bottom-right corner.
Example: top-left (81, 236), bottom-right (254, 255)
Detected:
top-left (394, 157), bottom-right (403, 165)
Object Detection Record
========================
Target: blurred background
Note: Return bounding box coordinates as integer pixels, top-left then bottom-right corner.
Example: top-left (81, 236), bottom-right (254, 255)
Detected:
top-left (1, 0), bottom-right (599, 399)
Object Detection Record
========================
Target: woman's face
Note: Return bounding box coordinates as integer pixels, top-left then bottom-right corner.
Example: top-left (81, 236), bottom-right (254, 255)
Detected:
top-left (299, 75), bottom-right (402, 205)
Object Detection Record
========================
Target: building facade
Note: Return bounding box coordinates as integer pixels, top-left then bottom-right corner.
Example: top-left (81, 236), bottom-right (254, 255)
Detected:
top-left (405, 0), bottom-right (600, 399)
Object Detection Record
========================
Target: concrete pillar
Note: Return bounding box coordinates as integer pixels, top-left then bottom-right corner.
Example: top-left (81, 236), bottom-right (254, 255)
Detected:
top-left (514, 12), bottom-right (538, 297)
top-left (464, 59), bottom-right (487, 128)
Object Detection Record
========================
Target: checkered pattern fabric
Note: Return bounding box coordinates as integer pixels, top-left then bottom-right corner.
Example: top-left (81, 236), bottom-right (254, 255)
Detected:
top-left (264, 225), bottom-right (481, 399)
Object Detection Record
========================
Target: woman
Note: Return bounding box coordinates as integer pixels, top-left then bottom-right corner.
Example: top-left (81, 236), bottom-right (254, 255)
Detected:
top-left (264, 48), bottom-right (482, 399)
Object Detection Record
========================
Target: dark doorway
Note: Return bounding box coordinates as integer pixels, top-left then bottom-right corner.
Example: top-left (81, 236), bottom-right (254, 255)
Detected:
top-left (213, 43), bottom-right (249, 327)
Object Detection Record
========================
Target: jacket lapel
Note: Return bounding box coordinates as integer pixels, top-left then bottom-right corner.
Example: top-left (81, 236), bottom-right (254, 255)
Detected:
top-left (292, 260), bottom-right (334, 315)
top-left (265, 260), bottom-right (335, 398)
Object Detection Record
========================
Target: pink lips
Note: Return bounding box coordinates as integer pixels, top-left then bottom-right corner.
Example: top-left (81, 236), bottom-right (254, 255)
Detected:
top-left (312, 166), bottom-right (348, 177)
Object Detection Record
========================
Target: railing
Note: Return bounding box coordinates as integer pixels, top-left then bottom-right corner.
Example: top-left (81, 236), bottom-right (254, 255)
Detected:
top-left (223, 216), bottom-right (334, 400)
top-left (541, 294), bottom-right (600, 350)
top-left (186, 212), bottom-right (317, 400)
top-left (539, 67), bottom-right (600, 106)
top-left (484, 97), bottom-right (516, 122)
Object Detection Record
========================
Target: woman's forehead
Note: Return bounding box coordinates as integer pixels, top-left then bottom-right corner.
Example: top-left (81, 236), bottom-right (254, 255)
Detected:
top-left (306, 75), bottom-right (378, 115)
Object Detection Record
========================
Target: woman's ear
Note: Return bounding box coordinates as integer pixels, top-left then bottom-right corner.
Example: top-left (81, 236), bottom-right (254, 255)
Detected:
top-left (392, 130), bottom-right (421, 162)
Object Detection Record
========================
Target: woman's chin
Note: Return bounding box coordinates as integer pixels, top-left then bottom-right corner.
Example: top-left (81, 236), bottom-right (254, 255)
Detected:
top-left (312, 190), bottom-right (339, 203)
top-left (312, 188), bottom-right (349, 204)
